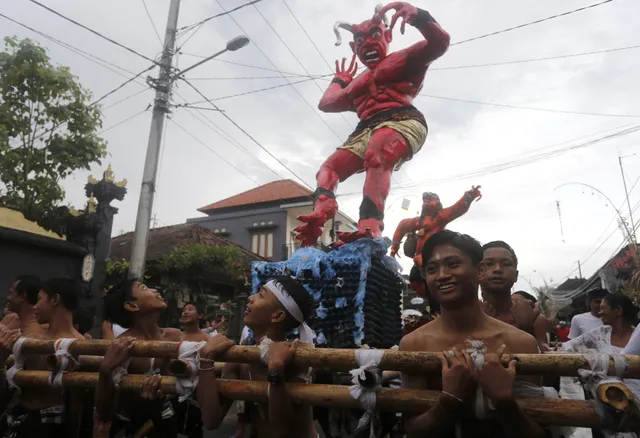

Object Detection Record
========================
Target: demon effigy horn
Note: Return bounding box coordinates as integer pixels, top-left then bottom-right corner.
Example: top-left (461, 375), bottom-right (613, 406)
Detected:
top-left (373, 4), bottom-right (389, 26)
top-left (333, 21), bottom-right (354, 46)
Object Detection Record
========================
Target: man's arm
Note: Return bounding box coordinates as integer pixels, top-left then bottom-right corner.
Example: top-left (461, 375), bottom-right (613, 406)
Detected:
top-left (400, 336), bottom-right (475, 438)
top-left (197, 336), bottom-right (237, 429)
top-left (267, 341), bottom-right (315, 436)
top-left (478, 340), bottom-right (546, 438)
top-left (0, 314), bottom-right (20, 330)
top-left (94, 337), bottom-right (135, 423)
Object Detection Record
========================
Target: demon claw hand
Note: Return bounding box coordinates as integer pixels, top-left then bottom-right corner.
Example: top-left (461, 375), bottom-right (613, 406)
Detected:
top-left (333, 54), bottom-right (358, 86)
top-left (466, 185), bottom-right (482, 202)
top-left (378, 2), bottom-right (419, 34)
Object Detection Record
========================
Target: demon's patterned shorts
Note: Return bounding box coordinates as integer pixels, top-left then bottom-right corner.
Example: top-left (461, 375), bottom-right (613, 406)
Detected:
top-left (338, 118), bottom-right (428, 171)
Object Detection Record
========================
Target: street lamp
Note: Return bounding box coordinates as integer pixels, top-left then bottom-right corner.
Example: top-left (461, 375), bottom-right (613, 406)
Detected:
top-left (554, 182), bottom-right (640, 263)
top-left (175, 35), bottom-right (250, 78)
top-left (128, 35), bottom-right (250, 280)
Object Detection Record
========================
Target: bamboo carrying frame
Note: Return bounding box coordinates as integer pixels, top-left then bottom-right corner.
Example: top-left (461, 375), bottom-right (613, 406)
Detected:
top-left (4, 339), bottom-right (640, 430)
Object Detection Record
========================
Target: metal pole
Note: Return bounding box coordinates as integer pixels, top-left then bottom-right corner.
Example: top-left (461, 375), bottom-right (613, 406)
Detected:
top-left (129, 0), bottom-right (181, 279)
top-left (619, 155), bottom-right (637, 243)
top-left (577, 260), bottom-right (583, 279)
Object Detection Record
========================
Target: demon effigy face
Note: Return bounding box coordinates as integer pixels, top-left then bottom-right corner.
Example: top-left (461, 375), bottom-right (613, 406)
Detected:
top-left (334, 5), bottom-right (393, 70)
top-left (421, 192), bottom-right (442, 217)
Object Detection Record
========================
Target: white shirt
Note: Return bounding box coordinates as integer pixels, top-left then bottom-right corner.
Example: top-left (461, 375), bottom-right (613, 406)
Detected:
top-left (568, 312), bottom-right (603, 339)
top-left (112, 323), bottom-right (126, 338)
top-left (240, 326), bottom-right (250, 344)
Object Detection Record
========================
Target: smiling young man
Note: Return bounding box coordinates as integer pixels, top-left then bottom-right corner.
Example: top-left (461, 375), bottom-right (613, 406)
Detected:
top-left (0, 278), bottom-right (84, 438)
top-left (95, 280), bottom-right (182, 438)
top-left (196, 276), bottom-right (317, 438)
top-left (400, 230), bottom-right (546, 438)
top-left (180, 302), bottom-right (209, 342)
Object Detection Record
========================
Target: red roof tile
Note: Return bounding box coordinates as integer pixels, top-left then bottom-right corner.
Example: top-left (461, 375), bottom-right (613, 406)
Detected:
top-left (198, 179), bottom-right (313, 213)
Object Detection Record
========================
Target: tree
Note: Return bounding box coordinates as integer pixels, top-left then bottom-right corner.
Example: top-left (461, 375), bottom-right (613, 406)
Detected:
top-left (0, 36), bottom-right (106, 232)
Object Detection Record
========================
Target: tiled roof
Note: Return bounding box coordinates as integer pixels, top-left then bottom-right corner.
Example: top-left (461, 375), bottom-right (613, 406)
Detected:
top-left (198, 179), bottom-right (313, 213)
top-left (556, 277), bottom-right (588, 291)
top-left (109, 223), bottom-right (265, 262)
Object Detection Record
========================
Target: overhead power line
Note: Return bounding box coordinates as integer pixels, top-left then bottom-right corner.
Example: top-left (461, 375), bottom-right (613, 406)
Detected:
top-left (180, 78), bottom-right (314, 190)
top-left (169, 118), bottom-right (263, 187)
top-left (451, 0), bottom-right (615, 46)
top-left (418, 93), bottom-right (640, 119)
top-left (178, 0), bottom-right (264, 32)
top-left (432, 44), bottom-right (640, 71)
top-left (336, 123), bottom-right (640, 197)
top-left (28, 0), bottom-right (160, 65)
top-left (98, 107), bottom-right (150, 134)
top-left (213, 0), bottom-right (345, 143)
top-left (141, 0), bottom-right (163, 47)
top-left (0, 13), bottom-right (144, 81)
top-left (92, 65), bottom-right (156, 105)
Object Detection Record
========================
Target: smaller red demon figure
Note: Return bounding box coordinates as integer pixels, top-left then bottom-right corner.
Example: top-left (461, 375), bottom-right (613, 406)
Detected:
top-left (295, 2), bottom-right (450, 247)
top-left (391, 187), bottom-right (482, 307)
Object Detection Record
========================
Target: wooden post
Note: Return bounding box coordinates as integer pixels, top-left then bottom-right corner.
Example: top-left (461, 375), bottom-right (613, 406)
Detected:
top-left (9, 370), bottom-right (632, 429)
top-left (14, 339), bottom-right (640, 378)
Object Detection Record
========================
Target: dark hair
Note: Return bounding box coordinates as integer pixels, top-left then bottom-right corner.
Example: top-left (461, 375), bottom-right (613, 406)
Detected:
top-left (183, 301), bottom-right (204, 316)
top-left (422, 230), bottom-right (483, 267)
top-left (603, 293), bottom-right (638, 325)
top-left (482, 241), bottom-right (518, 267)
top-left (14, 275), bottom-right (42, 305)
top-left (587, 288), bottom-right (609, 301)
top-left (42, 278), bottom-right (79, 311)
top-left (103, 279), bottom-right (137, 328)
top-left (73, 307), bottom-right (94, 334)
top-left (272, 276), bottom-right (313, 331)
top-left (513, 291), bottom-right (537, 303)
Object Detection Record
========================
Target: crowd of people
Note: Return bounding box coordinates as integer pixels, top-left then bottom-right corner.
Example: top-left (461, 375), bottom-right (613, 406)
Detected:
top-left (0, 230), bottom-right (639, 437)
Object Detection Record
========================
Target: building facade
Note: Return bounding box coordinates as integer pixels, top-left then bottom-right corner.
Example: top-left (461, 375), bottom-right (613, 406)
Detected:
top-left (187, 180), bottom-right (357, 261)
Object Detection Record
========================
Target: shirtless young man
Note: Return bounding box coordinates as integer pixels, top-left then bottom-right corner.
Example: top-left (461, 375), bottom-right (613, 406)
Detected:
top-left (0, 301), bottom-right (19, 330)
top-left (480, 241), bottom-right (551, 349)
top-left (0, 278), bottom-right (84, 437)
top-left (3, 276), bottom-right (44, 335)
top-left (400, 230), bottom-right (546, 438)
top-left (196, 276), bottom-right (317, 438)
top-left (180, 302), bottom-right (209, 342)
top-left (95, 280), bottom-right (182, 437)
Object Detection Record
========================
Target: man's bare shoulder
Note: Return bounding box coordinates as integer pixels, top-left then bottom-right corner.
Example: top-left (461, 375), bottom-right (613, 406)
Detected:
top-left (489, 318), bottom-right (539, 353)
top-left (0, 313), bottom-right (20, 330)
top-left (399, 320), bottom-right (440, 351)
top-left (162, 327), bottom-right (183, 341)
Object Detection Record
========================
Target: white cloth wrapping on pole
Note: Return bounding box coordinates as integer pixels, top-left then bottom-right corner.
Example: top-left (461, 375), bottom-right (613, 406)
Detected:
top-left (112, 358), bottom-right (132, 388)
top-left (6, 337), bottom-right (27, 390)
top-left (348, 348), bottom-right (384, 438)
top-left (48, 338), bottom-right (78, 388)
top-left (175, 340), bottom-right (207, 402)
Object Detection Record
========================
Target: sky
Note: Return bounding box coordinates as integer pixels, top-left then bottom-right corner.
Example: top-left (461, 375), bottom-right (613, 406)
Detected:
top-left (2, 0), bottom-right (640, 293)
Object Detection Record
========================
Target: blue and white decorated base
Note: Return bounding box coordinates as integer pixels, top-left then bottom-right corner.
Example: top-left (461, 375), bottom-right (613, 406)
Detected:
top-left (251, 238), bottom-right (403, 348)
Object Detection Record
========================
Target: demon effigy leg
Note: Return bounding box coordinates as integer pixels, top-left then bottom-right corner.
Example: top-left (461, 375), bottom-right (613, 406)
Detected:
top-left (354, 127), bottom-right (410, 238)
top-left (296, 149), bottom-right (363, 246)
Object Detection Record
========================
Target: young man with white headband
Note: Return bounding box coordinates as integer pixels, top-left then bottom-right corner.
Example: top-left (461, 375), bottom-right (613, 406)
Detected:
top-left (197, 276), bottom-right (317, 438)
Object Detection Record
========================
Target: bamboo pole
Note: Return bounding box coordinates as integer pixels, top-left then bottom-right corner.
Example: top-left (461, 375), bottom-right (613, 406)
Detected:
top-left (15, 339), bottom-right (640, 378)
top-left (167, 359), bottom-right (223, 377)
top-left (10, 370), bottom-right (625, 429)
top-left (5, 355), bottom-right (103, 372)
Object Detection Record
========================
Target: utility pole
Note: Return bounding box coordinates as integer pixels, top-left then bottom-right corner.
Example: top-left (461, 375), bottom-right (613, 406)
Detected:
top-left (129, 0), bottom-right (181, 280)
top-left (619, 154), bottom-right (637, 243)
top-left (577, 260), bottom-right (583, 279)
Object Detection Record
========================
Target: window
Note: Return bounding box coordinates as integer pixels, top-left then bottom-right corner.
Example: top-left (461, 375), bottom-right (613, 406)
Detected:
top-left (251, 231), bottom-right (274, 258)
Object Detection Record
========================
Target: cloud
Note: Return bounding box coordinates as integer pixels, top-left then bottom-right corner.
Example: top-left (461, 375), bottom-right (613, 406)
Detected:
top-left (4, 0), bottom-right (639, 288)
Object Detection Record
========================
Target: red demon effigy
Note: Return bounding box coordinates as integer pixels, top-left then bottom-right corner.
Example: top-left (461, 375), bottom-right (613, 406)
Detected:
top-left (295, 2), bottom-right (451, 246)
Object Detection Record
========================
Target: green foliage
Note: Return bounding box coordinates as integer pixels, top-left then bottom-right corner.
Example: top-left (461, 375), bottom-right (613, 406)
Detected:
top-left (0, 36), bottom-right (106, 232)
top-left (160, 244), bottom-right (244, 275)
top-left (106, 259), bottom-right (130, 277)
